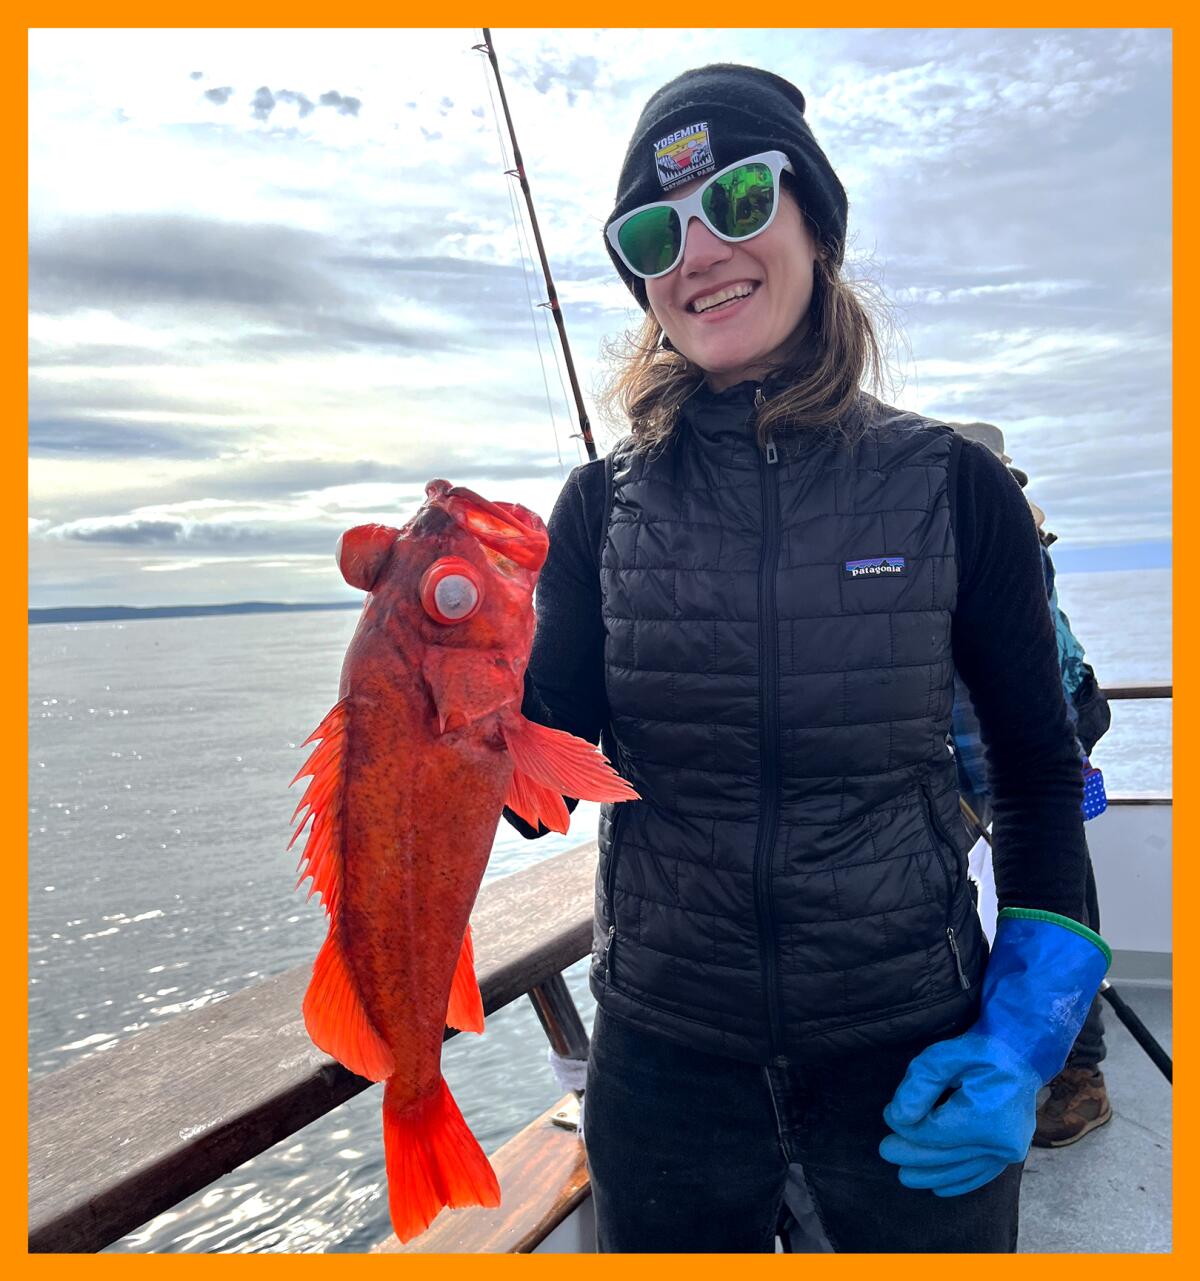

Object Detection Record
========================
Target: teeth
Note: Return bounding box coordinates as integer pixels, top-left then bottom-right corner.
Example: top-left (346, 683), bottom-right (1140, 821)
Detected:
top-left (691, 283), bottom-right (754, 314)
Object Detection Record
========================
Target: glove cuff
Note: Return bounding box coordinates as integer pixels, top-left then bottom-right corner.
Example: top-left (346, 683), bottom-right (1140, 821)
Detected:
top-left (980, 908), bottom-right (1111, 1082)
top-left (997, 907), bottom-right (1112, 968)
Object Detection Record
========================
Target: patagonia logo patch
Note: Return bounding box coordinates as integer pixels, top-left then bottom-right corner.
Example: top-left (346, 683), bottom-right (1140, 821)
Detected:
top-left (654, 122), bottom-right (715, 190)
top-left (843, 556), bottom-right (907, 579)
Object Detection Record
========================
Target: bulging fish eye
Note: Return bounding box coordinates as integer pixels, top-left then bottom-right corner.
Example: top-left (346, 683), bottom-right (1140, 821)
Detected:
top-left (419, 557), bottom-right (483, 625)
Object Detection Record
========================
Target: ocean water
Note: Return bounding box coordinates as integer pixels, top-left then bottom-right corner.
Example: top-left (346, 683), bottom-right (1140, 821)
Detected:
top-left (27, 567), bottom-right (1171, 1253)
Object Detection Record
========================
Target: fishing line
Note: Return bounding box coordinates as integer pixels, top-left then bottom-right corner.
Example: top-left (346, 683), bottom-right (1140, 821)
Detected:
top-left (538, 287), bottom-right (584, 467)
top-left (477, 48), bottom-right (567, 476)
top-left (508, 173), bottom-right (571, 474)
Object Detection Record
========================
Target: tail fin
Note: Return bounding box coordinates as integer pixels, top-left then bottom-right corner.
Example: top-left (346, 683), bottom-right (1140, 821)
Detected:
top-left (383, 1077), bottom-right (501, 1243)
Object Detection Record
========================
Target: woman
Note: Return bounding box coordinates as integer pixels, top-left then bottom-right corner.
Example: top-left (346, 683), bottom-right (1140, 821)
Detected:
top-left (504, 63), bottom-right (1109, 1254)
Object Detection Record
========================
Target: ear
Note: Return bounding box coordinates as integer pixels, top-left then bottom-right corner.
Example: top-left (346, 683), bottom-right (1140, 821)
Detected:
top-left (336, 524), bottom-right (399, 591)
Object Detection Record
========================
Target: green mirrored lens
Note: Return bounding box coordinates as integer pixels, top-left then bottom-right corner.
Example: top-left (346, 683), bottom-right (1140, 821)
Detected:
top-left (702, 162), bottom-right (775, 238)
top-left (617, 205), bottom-right (682, 277)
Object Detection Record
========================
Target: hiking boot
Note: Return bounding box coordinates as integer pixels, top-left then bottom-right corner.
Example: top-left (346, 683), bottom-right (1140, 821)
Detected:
top-left (1033, 1066), bottom-right (1113, 1147)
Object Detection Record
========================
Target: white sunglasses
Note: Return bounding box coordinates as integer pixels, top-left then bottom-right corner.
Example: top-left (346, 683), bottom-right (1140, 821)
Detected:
top-left (606, 150), bottom-right (795, 280)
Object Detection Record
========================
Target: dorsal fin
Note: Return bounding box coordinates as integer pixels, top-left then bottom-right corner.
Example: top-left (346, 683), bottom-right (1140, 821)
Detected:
top-left (289, 699), bottom-right (349, 918)
top-left (291, 698), bottom-right (394, 1080)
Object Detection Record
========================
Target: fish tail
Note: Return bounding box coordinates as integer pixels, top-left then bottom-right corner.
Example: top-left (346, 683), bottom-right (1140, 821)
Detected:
top-left (382, 1076), bottom-right (501, 1243)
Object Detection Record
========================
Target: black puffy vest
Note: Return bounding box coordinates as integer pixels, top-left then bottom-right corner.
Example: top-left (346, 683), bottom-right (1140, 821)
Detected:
top-left (589, 385), bottom-right (987, 1066)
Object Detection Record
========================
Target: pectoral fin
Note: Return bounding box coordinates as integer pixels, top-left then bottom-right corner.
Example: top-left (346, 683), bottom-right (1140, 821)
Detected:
top-left (500, 713), bottom-right (639, 826)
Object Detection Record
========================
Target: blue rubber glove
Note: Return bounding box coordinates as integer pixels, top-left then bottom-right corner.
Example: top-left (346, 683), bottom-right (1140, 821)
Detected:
top-left (880, 908), bottom-right (1110, 1196)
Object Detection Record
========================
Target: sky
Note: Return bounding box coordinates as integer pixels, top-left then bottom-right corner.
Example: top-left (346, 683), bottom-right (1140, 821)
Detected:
top-left (28, 28), bottom-right (1172, 608)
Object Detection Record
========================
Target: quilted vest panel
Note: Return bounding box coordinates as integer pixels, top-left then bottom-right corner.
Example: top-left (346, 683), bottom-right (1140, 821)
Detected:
top-left (590, 389), bottom-right (987, 1065)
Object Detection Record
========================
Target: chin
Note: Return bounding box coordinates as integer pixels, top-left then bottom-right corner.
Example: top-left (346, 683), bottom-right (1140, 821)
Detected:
top-left (689, 343), bottom-right (760, 376)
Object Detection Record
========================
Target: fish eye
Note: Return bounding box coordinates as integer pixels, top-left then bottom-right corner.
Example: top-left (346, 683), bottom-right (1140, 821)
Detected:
top-left (419, 557), bottom-right (483, 624)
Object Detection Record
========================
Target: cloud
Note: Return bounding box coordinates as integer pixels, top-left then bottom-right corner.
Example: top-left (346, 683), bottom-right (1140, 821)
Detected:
top-left (526, 53), bottom-right (601, 100)
top-left (318, 90), bottom-right (361, 116)
top-left (27, 445), bottom-right (573, 534)
top-left (815, 31), bottom-right (1154, 163)
top-left (43, 513), bottom-right (315, 549)
top-left (29, 214), bottom-right (346, 313)
top-left (26, 215), bottom-right (553, 356)
top-left (52, 518), bottom-right (192, 545)
top-left (276, 89), bottom-right (315, 118)
top-left (202, 84), bottom-right (357, 119)
top-left (251, 85), bottom-right (275, 120)
top-left (339, 253), bottom-right (522, 278)
top-left (894, 279), bottom-right (1093, 307)
top-left (28, 342), bottom-right (182, 369)
top-left (28, 416), bottom-right (233, 459)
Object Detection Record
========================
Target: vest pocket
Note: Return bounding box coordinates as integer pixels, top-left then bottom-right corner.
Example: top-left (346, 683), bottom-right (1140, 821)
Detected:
top-left (919, 782), bottom-right (971, 991)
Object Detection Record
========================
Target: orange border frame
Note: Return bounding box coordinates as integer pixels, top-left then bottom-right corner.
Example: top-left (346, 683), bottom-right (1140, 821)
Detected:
top-left (13, 9), bottom-right (1185, 1275)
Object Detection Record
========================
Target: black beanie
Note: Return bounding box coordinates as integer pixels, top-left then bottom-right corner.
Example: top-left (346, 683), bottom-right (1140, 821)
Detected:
top-left (606, 64), bottom-right (848, 308)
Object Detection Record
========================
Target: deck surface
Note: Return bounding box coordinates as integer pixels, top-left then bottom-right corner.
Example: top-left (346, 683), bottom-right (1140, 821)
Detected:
top-left (1018, 982), bottom-right (1172, 1253)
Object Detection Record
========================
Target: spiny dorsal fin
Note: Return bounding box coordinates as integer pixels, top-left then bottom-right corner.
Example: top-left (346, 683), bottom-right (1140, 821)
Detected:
top-left (289, 699), bottom-right (349, 918)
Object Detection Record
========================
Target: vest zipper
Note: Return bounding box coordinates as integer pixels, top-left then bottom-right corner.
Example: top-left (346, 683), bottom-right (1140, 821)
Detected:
top-left (920, 781), bottom-right (970, 990)
top-left (603, 924), bottom-right (616, 981)
top-left (758, 388), bottom-right (779, 464)
top-left (601, 806), bottom-right (625, 982)
top-left (946, 926), bottom-right (969, 990)
top-left (753, 385), bottom-right (786, 1061)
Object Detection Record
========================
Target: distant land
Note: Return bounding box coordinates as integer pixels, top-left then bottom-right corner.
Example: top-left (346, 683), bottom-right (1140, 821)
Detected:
top-left (28, 601), bottom-right (360, 625)
top-left (29, 540), bottom-right (1171, 625)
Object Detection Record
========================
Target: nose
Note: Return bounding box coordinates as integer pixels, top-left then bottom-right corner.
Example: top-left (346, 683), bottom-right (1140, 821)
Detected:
top-left (678, 214), bottom-right (731, 276)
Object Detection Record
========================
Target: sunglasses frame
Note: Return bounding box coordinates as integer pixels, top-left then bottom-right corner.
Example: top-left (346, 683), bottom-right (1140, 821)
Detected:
top-left (606, 150), bottom-right (795, 281)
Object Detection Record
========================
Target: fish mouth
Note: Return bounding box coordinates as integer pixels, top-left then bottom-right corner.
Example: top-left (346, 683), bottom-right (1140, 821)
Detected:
top-left (424, 480), bottom-right (549, 573)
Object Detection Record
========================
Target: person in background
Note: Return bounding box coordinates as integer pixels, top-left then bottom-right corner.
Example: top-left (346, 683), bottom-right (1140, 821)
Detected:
top-left (948, 422), bottom-right (1113, 1148)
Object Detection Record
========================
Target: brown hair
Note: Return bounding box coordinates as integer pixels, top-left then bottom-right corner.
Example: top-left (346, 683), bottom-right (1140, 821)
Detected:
top-left (600, 236), bottom-right (895, 453)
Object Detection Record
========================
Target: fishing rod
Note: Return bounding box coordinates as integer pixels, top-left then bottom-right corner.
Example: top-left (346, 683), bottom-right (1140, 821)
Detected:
top-left (959, 798), bottom-right (1173, 1084)
top-left (475, 28), bottom-right (597, 463)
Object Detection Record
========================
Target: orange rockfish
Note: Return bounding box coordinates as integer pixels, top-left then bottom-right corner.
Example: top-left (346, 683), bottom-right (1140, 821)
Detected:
top-left (289, 480), bottom-right (637, 1244)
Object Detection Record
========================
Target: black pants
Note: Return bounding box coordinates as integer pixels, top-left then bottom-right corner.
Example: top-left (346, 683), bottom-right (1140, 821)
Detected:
top-left (585, 1007), bottom-right (1023, 1253)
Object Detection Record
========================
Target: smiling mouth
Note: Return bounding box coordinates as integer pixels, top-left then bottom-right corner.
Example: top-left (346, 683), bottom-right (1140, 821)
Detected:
top-left (688, 282), bottom-right (758, 314)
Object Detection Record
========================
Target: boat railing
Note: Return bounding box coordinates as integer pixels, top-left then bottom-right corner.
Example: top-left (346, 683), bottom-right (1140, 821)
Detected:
top-left (28, 841), bottom-right (600, 1254)
top-left (27, 680), bottom-right (1171, 1254)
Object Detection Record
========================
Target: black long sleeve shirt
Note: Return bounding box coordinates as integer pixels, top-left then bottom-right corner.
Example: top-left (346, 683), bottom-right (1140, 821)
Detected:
top-left (507, 424), bottom-right (1087, 921)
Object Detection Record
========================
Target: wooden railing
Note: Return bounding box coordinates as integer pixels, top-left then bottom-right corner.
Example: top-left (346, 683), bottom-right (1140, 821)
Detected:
top-left (1103, 682), bottom-right (1172, 700)
top-left (28, 842), bottom-right (599, 1254)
